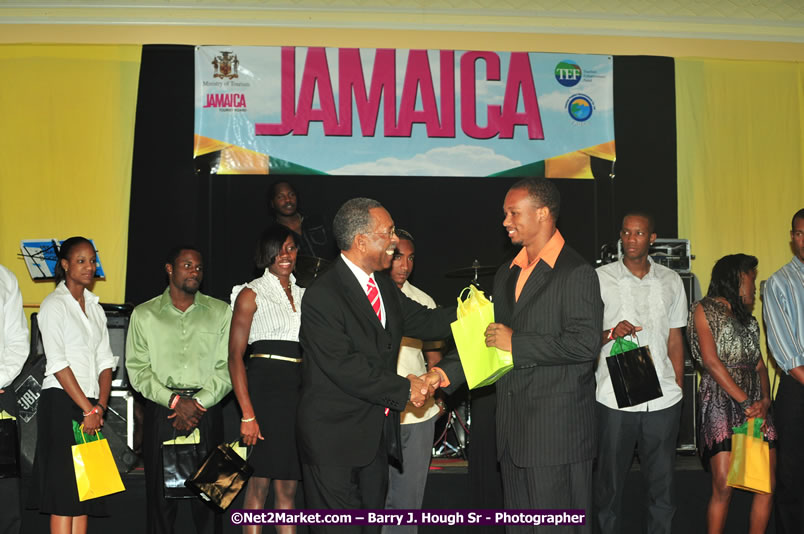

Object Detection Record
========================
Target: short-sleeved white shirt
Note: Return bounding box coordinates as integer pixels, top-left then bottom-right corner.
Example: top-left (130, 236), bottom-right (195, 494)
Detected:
top-left (595, 258), bottom-right (688, 411)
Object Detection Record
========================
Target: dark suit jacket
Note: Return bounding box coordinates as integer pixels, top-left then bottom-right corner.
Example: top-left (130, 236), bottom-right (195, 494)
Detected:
top-left (441, 243), bottom-right (603, 467)
top-left (297, 257), bottom-right (453, 467)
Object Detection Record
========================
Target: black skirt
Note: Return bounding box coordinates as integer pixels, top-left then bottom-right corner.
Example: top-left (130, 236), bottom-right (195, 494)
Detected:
top-left (246, 356), bottom-right (302, 480)
top-left (32, 388), bottom-right (108, 516)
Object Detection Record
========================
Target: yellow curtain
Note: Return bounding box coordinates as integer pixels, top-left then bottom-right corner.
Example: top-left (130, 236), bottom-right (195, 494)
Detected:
top-left (676, 58), bottom-right (804, 393)
top-left (0, 44), bottom-right (141, 315)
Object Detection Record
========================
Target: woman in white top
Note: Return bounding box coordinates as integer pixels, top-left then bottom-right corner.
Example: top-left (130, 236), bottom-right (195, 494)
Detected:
top-left (228, 226), bottom-right (305, 534)
top-left (34, 236), bottom-right (115, 534)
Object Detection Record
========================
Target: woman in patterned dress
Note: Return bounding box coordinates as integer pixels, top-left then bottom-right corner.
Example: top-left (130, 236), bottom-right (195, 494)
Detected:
top-left (688, 253), bottom-right (776, 534)
top-left (228, 226), bottom-right (304, 534)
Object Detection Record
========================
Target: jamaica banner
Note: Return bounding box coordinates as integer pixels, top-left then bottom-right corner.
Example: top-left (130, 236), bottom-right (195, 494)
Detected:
top-left (194, 46), bottom-right (614, 177)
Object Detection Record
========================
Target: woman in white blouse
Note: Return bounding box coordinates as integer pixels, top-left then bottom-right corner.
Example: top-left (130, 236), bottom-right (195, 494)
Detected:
top-left (34, 236), bottom-right (115, 534)
top-left (228, 226), bottom-right (305, 534)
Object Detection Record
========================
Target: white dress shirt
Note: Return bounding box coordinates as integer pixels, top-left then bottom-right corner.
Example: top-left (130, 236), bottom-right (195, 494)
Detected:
top-left (0, 265), bottom-right (29, 389)
top-left (231, 270), bottom-right (305, 344)
top-left (341, 253), bottom-right (386, 327)
top-left (595, 258), bottom-right (687, 411)
top-left (39, 282), bottom-right (115, 398)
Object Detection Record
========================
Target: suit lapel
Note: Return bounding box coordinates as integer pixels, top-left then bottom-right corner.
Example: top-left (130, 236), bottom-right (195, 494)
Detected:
top-left (375, 274), bottom-right (399, 338)
top-left (511, 260), bottom-right (554, 320)
top-left (335, 259), bottom-right (387, 333)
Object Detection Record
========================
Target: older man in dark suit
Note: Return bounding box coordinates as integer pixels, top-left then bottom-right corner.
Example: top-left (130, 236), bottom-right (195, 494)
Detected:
top-left (432, 178), bottom-right (603, 533)
top-left (297, 197), bottom-right (452, 532)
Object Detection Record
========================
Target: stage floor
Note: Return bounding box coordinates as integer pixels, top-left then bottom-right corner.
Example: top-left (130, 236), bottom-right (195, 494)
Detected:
top-left (19, 453), bottom-right (773, 533)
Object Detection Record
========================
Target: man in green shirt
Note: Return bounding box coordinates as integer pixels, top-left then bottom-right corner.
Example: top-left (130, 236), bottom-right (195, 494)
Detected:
top-left (126, 246), bottom-right (232, 534)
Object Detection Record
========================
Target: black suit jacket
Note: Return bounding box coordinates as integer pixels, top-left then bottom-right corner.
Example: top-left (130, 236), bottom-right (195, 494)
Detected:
top-left (441, 243), bottom-right (603, 467)
top-left (297, 257), bottom-right (453, 467)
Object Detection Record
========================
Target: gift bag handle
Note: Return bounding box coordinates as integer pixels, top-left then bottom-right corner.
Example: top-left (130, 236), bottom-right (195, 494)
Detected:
top-left (165, 428), bottom-right (200, 454)
top-left (228, 440), bottom-right (253, 460)
top-left (612, 332), bottom-right (640, 349)
top-left (77, 424), bottom-right (101, 444)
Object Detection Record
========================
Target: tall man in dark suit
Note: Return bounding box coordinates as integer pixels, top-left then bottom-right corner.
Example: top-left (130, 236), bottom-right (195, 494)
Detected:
top-left (297, 197), bottom-right (453, 531)
top-left (431, 178), bottom-right (603, 532)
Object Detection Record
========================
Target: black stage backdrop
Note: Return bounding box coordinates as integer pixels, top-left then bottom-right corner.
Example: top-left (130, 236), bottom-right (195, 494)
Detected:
top-left (126, 47), bottom-right (676, 307)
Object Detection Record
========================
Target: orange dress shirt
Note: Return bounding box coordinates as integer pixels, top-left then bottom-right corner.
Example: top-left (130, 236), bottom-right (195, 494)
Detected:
top-left (511, 230), bottom-right (565, 301)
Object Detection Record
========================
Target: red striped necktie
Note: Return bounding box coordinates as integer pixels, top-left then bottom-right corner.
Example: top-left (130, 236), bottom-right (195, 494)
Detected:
top-left (366, 277), bottom-right (382, 322)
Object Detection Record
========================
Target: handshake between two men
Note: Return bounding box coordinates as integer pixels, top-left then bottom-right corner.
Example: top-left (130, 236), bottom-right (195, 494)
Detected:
top-left (404, 321), bottom-right (515, 408)
top-left (405, 371), bottom-right (445, 408)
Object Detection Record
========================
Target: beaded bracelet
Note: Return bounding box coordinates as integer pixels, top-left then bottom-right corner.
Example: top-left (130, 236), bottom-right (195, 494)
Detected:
top-left (241, 417), bottom-right (256, 423)
top-left (82, 406), bottom-right (100, 417)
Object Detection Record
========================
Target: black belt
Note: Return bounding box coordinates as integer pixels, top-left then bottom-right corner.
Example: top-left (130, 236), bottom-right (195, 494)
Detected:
top-left (250, 354), bottom-right (302, 363)
top-left (168, 387), bottom-right (200, 398)
top-left (250, 340), bottom-right (301, 359)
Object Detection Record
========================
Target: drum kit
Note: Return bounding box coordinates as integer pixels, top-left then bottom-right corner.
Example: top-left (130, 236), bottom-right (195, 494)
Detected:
top-left (293, 255), bottom-right (332, 288)
top-left (434, 259), bottom-right (499, 459)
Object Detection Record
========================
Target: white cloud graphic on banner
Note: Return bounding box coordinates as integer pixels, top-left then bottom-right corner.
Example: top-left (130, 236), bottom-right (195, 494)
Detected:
top-left (328, 145), bottom-right (521, 176)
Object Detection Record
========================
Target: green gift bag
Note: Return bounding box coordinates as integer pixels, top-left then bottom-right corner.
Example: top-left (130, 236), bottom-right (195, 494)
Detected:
top-left (72, 420), bottom-right (104, 444)
top-left (450, 286), bottom-right (513, 389)
top-left (727, 417), bottom-right (771, 494)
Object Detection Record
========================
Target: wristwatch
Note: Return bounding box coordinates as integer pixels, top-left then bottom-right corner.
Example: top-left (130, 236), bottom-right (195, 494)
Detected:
top-left (738, 398), bottom-right (752, 412)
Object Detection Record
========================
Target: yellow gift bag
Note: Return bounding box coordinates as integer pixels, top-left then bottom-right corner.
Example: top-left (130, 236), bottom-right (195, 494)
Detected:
top-left (450, 286), bottom-right (513, 389)
top-left (726, 417), bottom-right (771, 494)
top-left (72, 427), bottom-right (126, 501)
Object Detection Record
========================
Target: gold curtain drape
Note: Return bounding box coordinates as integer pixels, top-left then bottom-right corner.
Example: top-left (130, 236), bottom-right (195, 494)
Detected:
top-left (676, 58), bottom-right (804, 393)
top-left (0, 44), bottom-right (141, 312)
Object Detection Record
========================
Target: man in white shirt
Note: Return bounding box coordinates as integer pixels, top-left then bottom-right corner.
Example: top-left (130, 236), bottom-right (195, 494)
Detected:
top-left (593, 212), bottom-right (687, 534)
top-left (383, 230), bottom-right (444, 534)
top-left (0, 264), bottom-right (29, 534)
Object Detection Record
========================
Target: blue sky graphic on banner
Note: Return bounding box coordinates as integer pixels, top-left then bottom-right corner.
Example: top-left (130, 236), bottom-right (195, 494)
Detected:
top-left (194, 47), bottom-right (614, 178)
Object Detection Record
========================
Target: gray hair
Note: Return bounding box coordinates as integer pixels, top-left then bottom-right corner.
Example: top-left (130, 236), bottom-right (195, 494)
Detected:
top-left (333, 197), bottom-right (384, 251)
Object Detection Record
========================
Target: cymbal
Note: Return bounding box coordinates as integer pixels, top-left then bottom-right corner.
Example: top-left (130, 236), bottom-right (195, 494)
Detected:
top-left (445, 262), bottom-right (498, 278)
top-left (295, 255), bottom-right (331, 276)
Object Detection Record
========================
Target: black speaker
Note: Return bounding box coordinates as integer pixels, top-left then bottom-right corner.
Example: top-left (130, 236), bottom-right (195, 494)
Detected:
top-left (100, 303), bottom-right (133, 388)
top-left (675, 272), bottom-right (699, 453)
top-left (11, 314), bottom-right (45, 476)
top-left (676, 370), bottom-right (697, 452)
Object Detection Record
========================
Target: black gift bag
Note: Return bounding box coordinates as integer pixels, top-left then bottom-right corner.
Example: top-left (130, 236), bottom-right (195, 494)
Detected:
top-left (185, 443), bottom-right (253, 512)
top-left (0, 393), bottom-right (20, 479)
top-left (0, 417), bottom-right (21, 479)
top-left (162, 436), bottom-right (204, 499)
top-left (606, 337), bottom-right (663, 408)
top-left (384, 409), bottom-right (403, 469)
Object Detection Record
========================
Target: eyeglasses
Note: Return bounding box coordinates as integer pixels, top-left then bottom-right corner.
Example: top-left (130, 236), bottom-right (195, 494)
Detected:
top-left (366, 226), bottom-right (396, 238)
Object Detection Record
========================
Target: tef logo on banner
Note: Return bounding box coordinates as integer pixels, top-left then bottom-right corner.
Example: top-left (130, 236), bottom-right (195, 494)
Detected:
top-left (566, 94), bottom-right (594, 122)
top-left (213, 51), bottom-right (240, 80)
top-left (554, 60), bottom-right (582, 87)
